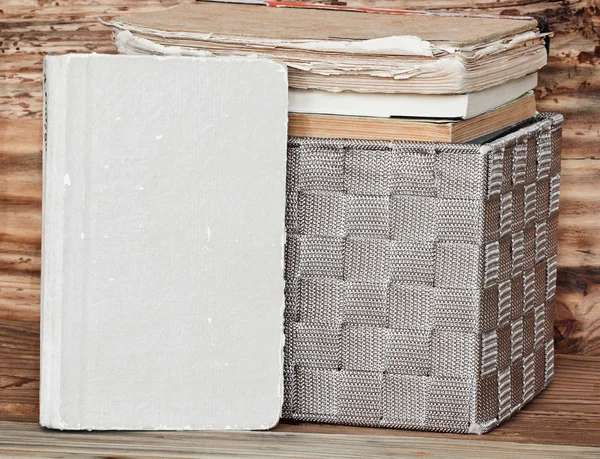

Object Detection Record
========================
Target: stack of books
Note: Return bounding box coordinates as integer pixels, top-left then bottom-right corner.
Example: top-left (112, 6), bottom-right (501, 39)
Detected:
top-left (40, 2), bottom-right (558, 432)
top-left (102, 1), bottom-right (548, 142)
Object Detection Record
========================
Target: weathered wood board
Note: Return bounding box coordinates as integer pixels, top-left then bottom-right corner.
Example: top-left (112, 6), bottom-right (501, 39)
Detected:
top-left (1, 0), bottom-right (599, 425)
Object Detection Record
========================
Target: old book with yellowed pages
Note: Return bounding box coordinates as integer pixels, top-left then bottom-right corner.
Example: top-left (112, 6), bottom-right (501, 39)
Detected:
top-left (102, 1), bottom-right (548, 95)
top-left (288, 74), bottom-right (537, 119)
top-left (288, 92), bottom-right (537, 142)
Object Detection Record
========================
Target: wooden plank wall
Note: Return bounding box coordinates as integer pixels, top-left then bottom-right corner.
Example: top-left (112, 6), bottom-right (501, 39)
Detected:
top-left (1, 0), bottom-right (599, 421)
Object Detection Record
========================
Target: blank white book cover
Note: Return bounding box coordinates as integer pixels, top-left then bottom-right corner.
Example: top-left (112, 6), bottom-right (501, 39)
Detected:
top-left (40, 54), bottom-right (288, 430)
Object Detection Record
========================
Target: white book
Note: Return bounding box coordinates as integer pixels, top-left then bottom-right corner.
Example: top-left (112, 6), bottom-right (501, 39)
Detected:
top-left (288, 73), bottom-right (538, 119)
top-left (40, 54), bottom-right (288, 430)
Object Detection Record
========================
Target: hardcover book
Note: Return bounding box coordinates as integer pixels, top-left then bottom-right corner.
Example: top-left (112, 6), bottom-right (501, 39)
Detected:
top-left (103, 2), bottom-right (547, 96)
top-left (41, 54), bottom-right (288, 430)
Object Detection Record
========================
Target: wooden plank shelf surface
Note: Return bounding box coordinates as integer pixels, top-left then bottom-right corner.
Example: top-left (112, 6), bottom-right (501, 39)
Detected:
top-left (0, 419), bottom-right (598, 458)
top-left (0, 355), bottom-right (598, 457)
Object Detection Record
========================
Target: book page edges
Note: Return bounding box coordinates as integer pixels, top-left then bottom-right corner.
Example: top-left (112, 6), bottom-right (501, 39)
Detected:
top-left (104, 17), bottom-right (545, 58)
top-left (109, 29), bottom-right (546, 94)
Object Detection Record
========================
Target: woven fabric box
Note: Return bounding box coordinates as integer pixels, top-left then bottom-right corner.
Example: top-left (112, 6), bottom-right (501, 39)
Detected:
top-left (282, 113), bottom-right (562, 434)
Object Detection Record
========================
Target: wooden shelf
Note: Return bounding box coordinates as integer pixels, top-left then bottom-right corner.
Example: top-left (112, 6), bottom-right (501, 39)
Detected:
top-left (1, 355), bottom-right (598, 458)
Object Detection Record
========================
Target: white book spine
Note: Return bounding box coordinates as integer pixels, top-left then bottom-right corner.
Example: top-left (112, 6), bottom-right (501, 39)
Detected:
top-left (40, 56), bottom-right (68, 429)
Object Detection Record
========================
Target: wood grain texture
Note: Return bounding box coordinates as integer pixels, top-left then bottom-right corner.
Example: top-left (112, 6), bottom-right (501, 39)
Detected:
top-left (0, 420), bottom-right (599, 458)
top-left (0, 0), bottom-right (599, 444)
top-left (0, 355), bottom-right (598, 456)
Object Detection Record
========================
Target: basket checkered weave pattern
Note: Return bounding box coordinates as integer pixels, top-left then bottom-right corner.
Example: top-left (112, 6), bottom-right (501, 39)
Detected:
top-left (282, 113), bottom-right (562, 434)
